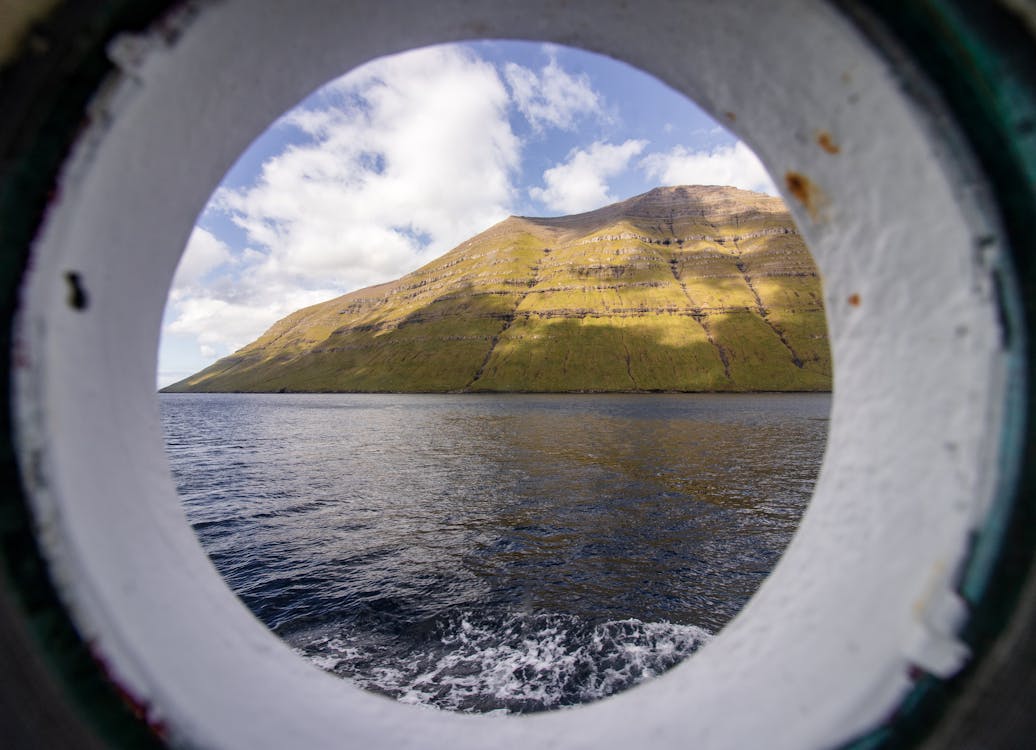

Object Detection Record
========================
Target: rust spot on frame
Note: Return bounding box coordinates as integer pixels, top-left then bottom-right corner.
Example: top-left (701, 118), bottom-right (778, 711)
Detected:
top-left (785, 171), bottom-right (809, 203)
top-left (848, 293), bottom-right (861, 307)
top-left (784, 171), bottom-right (828, 222)
top-left (724, 111), bottom-right (736, 123)
top-left (816, 131), bottom-right (840, 154)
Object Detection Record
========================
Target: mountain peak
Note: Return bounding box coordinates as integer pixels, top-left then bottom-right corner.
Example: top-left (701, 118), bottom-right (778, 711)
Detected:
top-left (164, 186), bottom-right (829, 394)
top-left (507, 185), bottom-right (785, 240)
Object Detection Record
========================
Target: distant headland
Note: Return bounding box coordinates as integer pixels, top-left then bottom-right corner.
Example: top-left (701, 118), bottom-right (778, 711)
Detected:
top-left (162, 185), bottom-right (831, 393)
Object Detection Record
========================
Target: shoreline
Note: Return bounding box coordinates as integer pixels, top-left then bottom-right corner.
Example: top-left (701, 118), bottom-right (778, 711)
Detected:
top-left (158, 388), bottom-right (834, 395)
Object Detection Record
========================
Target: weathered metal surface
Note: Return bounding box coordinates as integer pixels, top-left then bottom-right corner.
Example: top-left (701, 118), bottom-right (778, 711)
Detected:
top-left (10, 1), bottom-right (1016, 748)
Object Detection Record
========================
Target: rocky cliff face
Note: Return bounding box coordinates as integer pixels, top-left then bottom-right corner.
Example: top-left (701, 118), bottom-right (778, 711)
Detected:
top-left (164, 186), bottom-right (831, 393)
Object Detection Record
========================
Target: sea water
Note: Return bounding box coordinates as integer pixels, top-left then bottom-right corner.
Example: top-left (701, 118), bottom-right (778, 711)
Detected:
top-left (160, 392), bottom-right (829, 713)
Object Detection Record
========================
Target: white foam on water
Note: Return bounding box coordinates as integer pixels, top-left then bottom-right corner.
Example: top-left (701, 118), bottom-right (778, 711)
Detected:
top-left (292, 612), bottom-right (711, 713)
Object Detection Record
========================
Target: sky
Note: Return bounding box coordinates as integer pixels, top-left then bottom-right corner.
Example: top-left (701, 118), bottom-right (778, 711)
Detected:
top-left (157, 41), bottom-right (777, 388)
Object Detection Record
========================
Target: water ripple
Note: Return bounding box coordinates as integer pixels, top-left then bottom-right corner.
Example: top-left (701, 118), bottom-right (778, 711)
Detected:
top-left (161, 392), bottom-right (829, 711)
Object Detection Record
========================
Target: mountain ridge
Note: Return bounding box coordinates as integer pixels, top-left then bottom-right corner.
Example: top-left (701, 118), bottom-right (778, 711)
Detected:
top-left (164, 186), bottom-right (831, 393)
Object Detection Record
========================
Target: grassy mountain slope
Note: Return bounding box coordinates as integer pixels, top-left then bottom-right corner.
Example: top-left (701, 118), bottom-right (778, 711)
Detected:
top-left (164, 186), bottom-right (831, 393)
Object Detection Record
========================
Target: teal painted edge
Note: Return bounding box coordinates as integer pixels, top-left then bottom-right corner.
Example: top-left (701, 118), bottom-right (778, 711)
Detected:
top-left (951, 10), bottom-right (1034, 606)
top-left (836, 0), bottom-right (1036, 748)
top-left (0, 1), bottom-right (181, 747)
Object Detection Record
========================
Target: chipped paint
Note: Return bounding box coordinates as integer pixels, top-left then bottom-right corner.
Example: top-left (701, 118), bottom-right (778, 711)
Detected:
top-left (64, 271), bottom-right (88, 311)
top-left (90, 642), bottom-right (170, 742)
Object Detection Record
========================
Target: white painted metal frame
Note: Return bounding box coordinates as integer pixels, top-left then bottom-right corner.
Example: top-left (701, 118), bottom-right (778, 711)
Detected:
top-left (12, 1), bottom-right (1013, 748)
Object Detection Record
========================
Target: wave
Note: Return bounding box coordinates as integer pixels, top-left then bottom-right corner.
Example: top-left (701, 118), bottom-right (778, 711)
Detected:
top-left (290, 611), bottom-right (710, 713)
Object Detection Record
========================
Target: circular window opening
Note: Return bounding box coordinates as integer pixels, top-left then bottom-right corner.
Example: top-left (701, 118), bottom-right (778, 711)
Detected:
top-left (157, 41), bottom-right (831, 714)
top-left (12, 2), bottom-right (1017, 747)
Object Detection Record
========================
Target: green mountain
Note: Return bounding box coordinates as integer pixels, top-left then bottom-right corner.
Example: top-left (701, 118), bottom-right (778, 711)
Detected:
top-left (164, 186), bottom-right (831, 393)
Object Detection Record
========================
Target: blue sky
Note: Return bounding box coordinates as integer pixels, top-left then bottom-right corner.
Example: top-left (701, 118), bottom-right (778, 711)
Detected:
top-left (158, 41), bottom-right (776, 388)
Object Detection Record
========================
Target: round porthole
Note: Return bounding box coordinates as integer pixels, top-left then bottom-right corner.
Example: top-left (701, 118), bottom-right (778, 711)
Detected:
top-left (1, 2), bottom-right (1033, 748)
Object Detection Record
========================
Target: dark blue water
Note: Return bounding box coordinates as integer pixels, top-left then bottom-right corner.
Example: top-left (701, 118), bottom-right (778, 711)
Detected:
top-left (160, 392), bottom-right (829, 712)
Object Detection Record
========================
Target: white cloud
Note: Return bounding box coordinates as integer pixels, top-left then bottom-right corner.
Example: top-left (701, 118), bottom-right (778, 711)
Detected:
top-left (165, 45), bottom-right (522, 363)
top-left (640, 141), bottom-right (777, 195)
top-left (221, 46), bottom-right (519, 283)
top-left (504, 55), bottom-right (602, 132)
top-left (166, 283), bottom-right (340, 359)
top-left (170, 227), bottom-right (232, 290)
top-left (530, 139), bottom-right (647, 214)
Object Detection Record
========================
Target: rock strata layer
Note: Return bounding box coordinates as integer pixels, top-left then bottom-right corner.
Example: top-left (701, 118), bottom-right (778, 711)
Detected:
top-left (164, 186), bottom-right (831, 393)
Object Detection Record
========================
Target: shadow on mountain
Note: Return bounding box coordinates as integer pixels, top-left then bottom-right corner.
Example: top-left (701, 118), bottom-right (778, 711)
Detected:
top-left (167, 277), bottom-right (829, 393)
